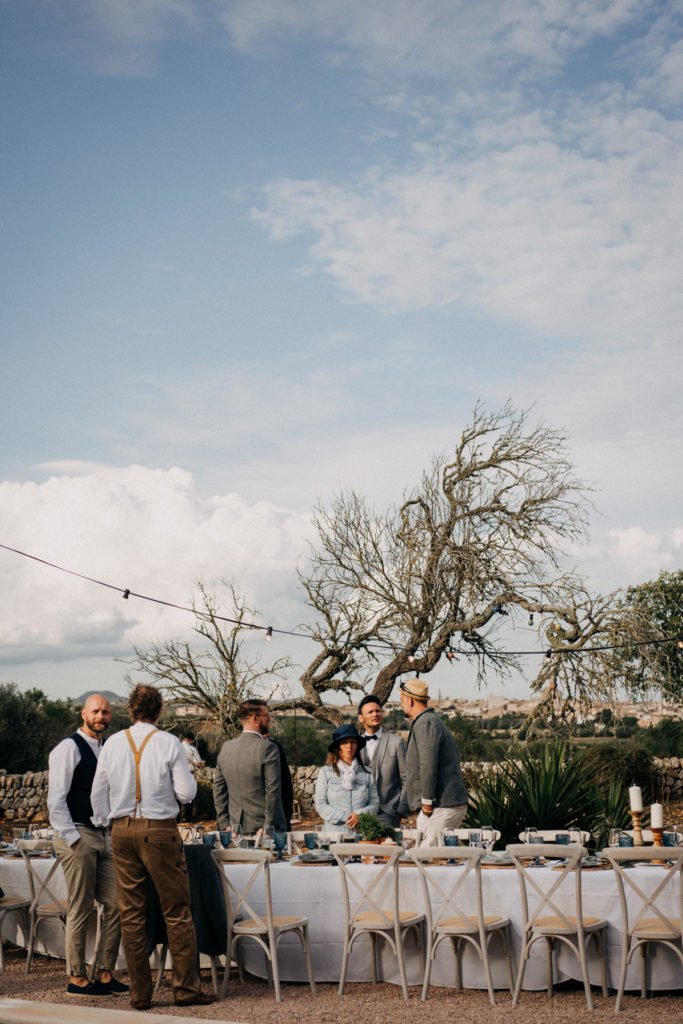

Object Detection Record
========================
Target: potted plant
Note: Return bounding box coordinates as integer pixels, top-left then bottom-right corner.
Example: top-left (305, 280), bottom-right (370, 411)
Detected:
top-left (355, 812), bottom-right (398, 843)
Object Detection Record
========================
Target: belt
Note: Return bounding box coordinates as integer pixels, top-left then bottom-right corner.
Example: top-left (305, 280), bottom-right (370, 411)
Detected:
top-left (75, 822), bottom-right (107, 833)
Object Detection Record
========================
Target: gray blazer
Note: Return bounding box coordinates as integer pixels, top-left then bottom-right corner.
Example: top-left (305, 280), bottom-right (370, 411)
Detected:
top-left (213, 732), bottom-right (286, 832)
top-left (403, 708), bottom-right (468, 812)
top-left (359, 730), bottom-right (407, 826)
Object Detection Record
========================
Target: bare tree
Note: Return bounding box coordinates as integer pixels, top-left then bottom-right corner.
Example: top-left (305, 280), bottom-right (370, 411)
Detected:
top-left (122, 581), bottom-right (292, 735)
top-left (286, 403), bottom-right (624, 719)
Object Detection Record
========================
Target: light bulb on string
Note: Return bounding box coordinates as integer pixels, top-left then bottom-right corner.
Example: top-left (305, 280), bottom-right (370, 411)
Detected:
top-left (122, 589), bottom-right (130, 600)
top-left (265, 627), bottom-right (273, 642)
top-left (528, 613), bottom-right (534, 627)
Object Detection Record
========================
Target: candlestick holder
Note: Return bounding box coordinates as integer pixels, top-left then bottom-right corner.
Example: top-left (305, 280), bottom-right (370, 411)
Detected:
top-left (629, 809), bottom-right (644, 846)
top-left (651, 826), bottom-right (664, 847)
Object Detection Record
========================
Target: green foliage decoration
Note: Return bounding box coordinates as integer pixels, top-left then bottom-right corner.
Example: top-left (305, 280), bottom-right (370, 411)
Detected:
top-left (355, 812), bottom-right (397, 841)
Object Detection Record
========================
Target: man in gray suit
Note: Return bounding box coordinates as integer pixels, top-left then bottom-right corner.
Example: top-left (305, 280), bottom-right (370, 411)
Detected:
top-left (213, 698), bottom-right (286, 833)
top-left (357, 694), bottom-right (407, 828)
top-left (399, 678), bottom-right (468, 846)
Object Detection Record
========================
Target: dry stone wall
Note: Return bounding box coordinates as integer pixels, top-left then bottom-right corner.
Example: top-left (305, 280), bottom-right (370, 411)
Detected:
top-left (2, 758), bottom-right (683, 824)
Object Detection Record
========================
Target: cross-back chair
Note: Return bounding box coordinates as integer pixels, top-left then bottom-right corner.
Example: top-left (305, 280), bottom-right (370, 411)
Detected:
top-left (407, 845), bottom-right (513, 1005)
top-left (603, 845), bottom-right (683, 1011)
top-left (506, 843), bottom-right (608, 1010)
top-left (331, 842), bottom-right (424, 1000)
top-left (211, 847), bottom-right (316, 1002)
top-left (17, 840), bottom-right (68, 973)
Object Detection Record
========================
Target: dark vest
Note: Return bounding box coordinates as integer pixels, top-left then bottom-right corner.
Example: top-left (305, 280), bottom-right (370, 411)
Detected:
top-left (66, 732), bottom-right (99, 825)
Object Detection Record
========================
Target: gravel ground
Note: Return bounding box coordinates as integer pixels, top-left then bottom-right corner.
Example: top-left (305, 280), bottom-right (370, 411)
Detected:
top-left (1, 946), bottom-right (681, 1024)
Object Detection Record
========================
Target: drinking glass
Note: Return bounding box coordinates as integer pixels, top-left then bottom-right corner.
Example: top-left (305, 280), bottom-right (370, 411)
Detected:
top-left (230, 822), bottom-right (242, 847)
top-left (468, 830), bottom-right (483, 848)
top-left (262, 825), bottom-right (274, 851)
top-left (202, 831), bottom-right (216, 849)
top-left (219, 831), bottom-right (232, 849)
top-left (304, 833), bottom-right (318, 851)
top-left (608, 828), bottom-right (621, 848)
top-left (480, 826), bottom-right (495, 854)
top-left (273, 830), bottom-right (287, 860)
top-left (555, 832), bottom-right (570, 845)
top-left (523, 826), bottom-right (539, 845)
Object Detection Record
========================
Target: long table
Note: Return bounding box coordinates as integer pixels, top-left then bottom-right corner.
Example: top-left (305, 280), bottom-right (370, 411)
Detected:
top-left (2, 853), bottom-right (681, 993)
top-left (220, 858), bottom-right (683, 992)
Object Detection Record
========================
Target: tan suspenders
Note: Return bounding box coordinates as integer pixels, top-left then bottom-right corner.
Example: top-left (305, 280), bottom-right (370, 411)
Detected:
top-left (124, 728), bottom-right (157, 816)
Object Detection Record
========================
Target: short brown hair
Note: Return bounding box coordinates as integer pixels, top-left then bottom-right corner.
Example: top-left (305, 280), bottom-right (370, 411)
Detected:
top-left (238, 698), bottom-right (268, 721)
top-left (127, 684), bottom-right (163, 723)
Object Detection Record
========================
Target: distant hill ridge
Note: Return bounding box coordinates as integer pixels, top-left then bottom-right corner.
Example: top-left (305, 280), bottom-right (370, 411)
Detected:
top-left (75, 689), bottom-right (126, 704)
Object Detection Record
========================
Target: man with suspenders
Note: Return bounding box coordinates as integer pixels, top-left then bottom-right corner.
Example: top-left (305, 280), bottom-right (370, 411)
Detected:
top-left (91, 684), bottom-right (214, 1011)
top-left (48, 693), bottom-right (127, 996)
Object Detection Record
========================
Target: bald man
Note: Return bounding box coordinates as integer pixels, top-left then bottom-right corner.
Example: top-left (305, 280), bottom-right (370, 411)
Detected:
top-left (48, 694), bottom-right (127, 997)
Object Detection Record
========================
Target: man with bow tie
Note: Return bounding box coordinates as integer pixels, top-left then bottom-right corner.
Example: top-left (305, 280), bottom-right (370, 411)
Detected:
top-left (357, 694), bottom-right (407, 828)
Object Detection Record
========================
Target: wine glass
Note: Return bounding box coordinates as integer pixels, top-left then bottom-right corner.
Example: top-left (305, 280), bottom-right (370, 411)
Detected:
top-left (523, 826), bottom-right (539, 845)
top-left (480, 826), bottom-right (495, 854)
top-left (273, 830), bottom-right (287, 860)
top-left (230, 822), bottom-right (242, 848)
top-left (262, 825), bottom-right (274, 852)
top-left (608, 828), bottom-right (621, 848)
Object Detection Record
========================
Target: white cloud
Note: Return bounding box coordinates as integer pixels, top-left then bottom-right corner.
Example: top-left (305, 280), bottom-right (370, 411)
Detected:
top-left (253, 100), bottom-right (683, 351)
top-left (221, 0), bottom-right (646, 78)
top-left (0, 464), bottom-right (312, 666)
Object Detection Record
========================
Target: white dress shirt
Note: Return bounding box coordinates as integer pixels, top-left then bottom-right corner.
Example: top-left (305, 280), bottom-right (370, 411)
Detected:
top-left (91, 722), bottom-right (196, 824)
top-left (363, 727), bottom-right (383, 764)
top-left (47, 728), bottom-right (103, 846)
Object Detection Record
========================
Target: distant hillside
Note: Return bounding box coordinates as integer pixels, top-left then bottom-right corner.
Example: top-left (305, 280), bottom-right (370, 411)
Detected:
top-left (75, 689), bottom-right (127, 704)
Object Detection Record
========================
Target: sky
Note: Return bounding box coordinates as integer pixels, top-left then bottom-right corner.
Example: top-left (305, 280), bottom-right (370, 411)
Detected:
top-left (1, 0), bottom-right (681, 705)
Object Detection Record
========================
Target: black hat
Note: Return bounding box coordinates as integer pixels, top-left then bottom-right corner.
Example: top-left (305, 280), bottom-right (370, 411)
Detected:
top-left (358, 693), bottom-right (382, 713)
top-left (328, 724), bottom-right (366, 753)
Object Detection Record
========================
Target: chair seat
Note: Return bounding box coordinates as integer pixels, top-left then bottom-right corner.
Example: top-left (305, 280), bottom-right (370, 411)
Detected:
top-left (533, 914), bottom-right (605, 934)
top-left (1, 897), bottom-right (30, 910)
top-left (437, 913), bottom-right (510, 933)
top-left (235, 914), bottom-right (309, 933)
top-left (35, 901), bottom-right (67, 916)
top-left (355, 909), bottom-right (422, 928)
top-left (633, 917), bottom-right (681, 939)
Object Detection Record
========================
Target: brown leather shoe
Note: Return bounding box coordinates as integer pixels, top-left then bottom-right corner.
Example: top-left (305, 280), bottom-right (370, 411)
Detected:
top-left (174, 993), bottom-right (216, 1007)
top-left (131, 999), bottom-right (152, 1011)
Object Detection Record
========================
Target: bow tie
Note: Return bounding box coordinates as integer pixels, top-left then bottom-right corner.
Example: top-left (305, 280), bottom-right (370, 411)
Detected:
top-left (365, 734), bottom-right (378, 741)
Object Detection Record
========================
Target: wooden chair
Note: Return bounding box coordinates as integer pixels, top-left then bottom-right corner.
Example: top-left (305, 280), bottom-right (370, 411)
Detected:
top-left (603, 845), bottom-right (683, 1011)
top-left (331, 842), bottom-right (424, 1000)
top-left (506, 843), bottom-right (608, 1010)
top-left (211, 847), bottom-right (316, 1002)
top-left (0, 892), bottom-right (30, 971)
top-left (407, 845), bottom-right (513, 1005)
top-left (17, 840), bottom-right (68, 973)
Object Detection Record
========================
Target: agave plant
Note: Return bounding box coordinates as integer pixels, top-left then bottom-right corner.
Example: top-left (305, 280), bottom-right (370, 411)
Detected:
top-left (465, 740), bottom-right (601, 846)
top-left (588, 776), bottom-right (631, 851)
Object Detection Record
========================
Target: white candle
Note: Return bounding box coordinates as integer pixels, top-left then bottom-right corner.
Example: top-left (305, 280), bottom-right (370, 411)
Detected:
top-left (650, 803), bottom-right (664, 829)
top-left (628, 786), bottom-right (643, 812)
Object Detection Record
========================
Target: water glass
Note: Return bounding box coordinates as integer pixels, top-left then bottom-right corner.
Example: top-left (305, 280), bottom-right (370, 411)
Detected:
top-left (273, 830), bottom-right (288, 860)
top-left (618, 833), bottom-right (634, 847)
top-left (663, 830), bottom-right (682, 847)
top-left (262, 825), bottom-right (274, 851)
top-left (202, 832), bottom-right (216, 849)
top-left (480, 826), bottom-right (495, 854)
top-left (468, 830), bottom-right (483, 848)
top-left (230, 823), bottom-right (242, 847)
top-left (304, 832), bottom-right (318, 851)
top-left (523, 827), bottom-right (539, 845)
top-left (219, 831), bottom-right (232, 849)
top-left (556, 832), bottom-right (571, 845)
top-left (608, 828), bottom-right (621, 848)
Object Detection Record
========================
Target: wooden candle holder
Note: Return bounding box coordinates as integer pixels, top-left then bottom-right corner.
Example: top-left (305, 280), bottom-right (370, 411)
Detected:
top-left (630, 810), bottom-right (644, 847)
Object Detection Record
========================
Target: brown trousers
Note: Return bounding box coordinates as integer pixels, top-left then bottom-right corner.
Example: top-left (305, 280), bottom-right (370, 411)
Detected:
top-left (111, 817), bottom-right (202, 1004)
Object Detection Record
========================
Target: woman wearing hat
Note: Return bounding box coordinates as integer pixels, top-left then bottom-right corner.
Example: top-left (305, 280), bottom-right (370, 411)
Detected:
top-left (314, 724), bottom-right (380, 830)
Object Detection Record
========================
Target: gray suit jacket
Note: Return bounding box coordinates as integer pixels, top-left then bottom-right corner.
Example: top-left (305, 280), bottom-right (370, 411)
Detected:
top-left (213, 732), bottom-right (286, 832)
top-left (359, 730), bottom-right (407, 826)
top-left (403, 708), bottom-right (468, 812)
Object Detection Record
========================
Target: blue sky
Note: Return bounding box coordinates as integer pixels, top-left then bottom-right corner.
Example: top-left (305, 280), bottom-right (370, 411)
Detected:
top-left (1, 1), bottom-right (681, 703)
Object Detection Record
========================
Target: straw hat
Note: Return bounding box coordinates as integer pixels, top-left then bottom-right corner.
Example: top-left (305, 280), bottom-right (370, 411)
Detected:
top-left (399, 678), bottom-right (430, 701)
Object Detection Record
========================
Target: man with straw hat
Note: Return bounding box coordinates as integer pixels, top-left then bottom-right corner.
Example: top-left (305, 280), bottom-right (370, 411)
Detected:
top-left (399, 678), bottom-right (468, 846)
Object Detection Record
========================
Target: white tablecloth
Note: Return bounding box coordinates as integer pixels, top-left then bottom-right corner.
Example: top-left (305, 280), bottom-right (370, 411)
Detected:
top-left (3, 854), bottom-right (681, 992)
top-left (219, 858), bottom-right (683, 992)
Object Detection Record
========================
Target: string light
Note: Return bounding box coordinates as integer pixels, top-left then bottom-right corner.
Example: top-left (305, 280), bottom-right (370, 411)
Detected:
top-left (528, 612), bottom-right (534, 626)
top-left (0, 541), bottom-right (680, 661)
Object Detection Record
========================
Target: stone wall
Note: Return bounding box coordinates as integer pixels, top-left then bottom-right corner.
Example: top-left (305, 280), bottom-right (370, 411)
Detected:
top-left (2, 757), bottom-right (683, 824)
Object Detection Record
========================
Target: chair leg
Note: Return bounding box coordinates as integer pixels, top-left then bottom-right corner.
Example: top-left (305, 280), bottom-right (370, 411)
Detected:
top-left (577, 935), bottom-right (595, 1012)
top-left (596, 929), bottom-right (609, 997)
top-left (209, 955), bottom-right (219, 995)
top-left (338, 932), bottom-right (351, 996)
top-left (639, 943), bottom-right (648, 999)
top-left (421, 932), bottom-right (434, 1001)
top-left (511, 938), bottom-right (529, 1006)
top-left (480, 931), bottom-right (497, 1007)
top-left (502, 927), bottom-right (515, 994)
top-left (614, 937), bottom-right (630, 1013)
top-left (302, 924), bottom-right (317, 995)
top-left (370, 932), bottom-right (378, 984)
top-left (153, 944), bottom-right (168, 994)
top-left (545, 936), bottom-right (554, 997)
top-left (270, 938), bottom-right (282, 1003)
top-left (393, 925), bottom-right (410, 1001)
top-left (25, 915), bottom-right (37, 974)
